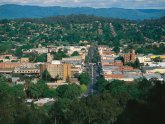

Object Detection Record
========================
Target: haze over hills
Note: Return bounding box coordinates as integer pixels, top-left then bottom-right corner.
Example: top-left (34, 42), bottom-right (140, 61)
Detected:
top-left (0, 4), bottom-right (165, 20)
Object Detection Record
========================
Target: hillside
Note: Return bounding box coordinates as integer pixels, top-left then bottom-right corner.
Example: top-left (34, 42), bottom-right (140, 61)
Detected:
top-left (0, 15), bottom-right (164, 55)
top-left (0, 4), bottom-right (165, 20)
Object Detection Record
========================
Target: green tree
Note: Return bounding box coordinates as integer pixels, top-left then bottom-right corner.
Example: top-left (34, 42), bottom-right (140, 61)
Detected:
top-left (55, 84), bottom-right (82, 100)
top-left (15, 48), bottom-right (23, 57)
top-left (113, 46), bottom-right (120, 54)
top-left (80, 84), bottom-right (87, 93)
top-left (12, 84), bottom-right (25, 98)
top-left (78, 72), bottom-right (90, 85)
top-left (67, 93), bottom-right (123, 124)
top-left (42, 70), bottom-right (52, 82)
top-left (134, 58), bottom-right (140, 68)
top-left (71, 51), bottom-right (79, 56)
top-left (35, 53), bottom-right (47, 62)
top-left (96, 77), bottom-right (109, 93)
top-left (27, 81), bottom-right (49, 99)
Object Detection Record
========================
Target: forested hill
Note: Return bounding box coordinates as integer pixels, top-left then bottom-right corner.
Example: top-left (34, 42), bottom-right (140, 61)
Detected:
top-left (0, 14), bottom-right (165, 56)
top-left (0, 4), bottom-right (165, 20)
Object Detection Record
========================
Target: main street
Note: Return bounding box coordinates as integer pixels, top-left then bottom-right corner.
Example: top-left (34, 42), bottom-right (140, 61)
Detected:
top-left (84, 46), bottom-right (101, 96)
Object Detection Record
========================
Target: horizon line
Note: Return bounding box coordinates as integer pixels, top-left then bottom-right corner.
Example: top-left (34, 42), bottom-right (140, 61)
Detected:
top-left (0, 3), bottom-right (165, 10)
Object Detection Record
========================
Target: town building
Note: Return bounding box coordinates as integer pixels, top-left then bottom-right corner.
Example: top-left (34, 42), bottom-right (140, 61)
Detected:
top-left (0, 62), bottom-right (21, 73)
top-left (20, 58), bottom-right (29, 63)
top-left (14, 63), bottom-right (40, 74)
top-left (40, 62), bottom-right (71, 81)
top-left (123, 50), bottom-right (136, 64)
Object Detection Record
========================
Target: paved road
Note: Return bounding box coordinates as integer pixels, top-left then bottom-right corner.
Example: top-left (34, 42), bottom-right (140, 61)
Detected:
top-left (84, 46), bottom-right (101, 96)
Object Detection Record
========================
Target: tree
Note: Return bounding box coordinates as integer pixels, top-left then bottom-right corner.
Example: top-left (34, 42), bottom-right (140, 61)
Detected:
top-left (134, 58), bottom-right (140, 68)
top-left (67, 93), bottom-right (123, 124)
top-left (53, 49), bottom-right (68, 60)
top-left (71, 51), bottom-right (79, 56)
top-left (78, 72), bottom-right (90, 85)
top-left (80, 84), bottom-right (87, 93)
top-left (15, 48), bottom-right (23, 57)
top-left (115, 80), bottom-right (165, 124)
top-left (50, 98), bottom-right (72, 124)
top-left (55, 84), bottom-right (82, 100)
top-left (35, 53), bottom-right (47, 62)
top-left (12, 84), bottom-right (25, 98)
top-left (54, 75), bottom-right (60, 83)
top-left (27, 81), bottom-right (49, 99)
top-left (96, 77), bottom-right (109, 93)
top-left (42, 70), bottom-right (52, 82)
top-left (113, 46), bottom-right (120, 54)
top-left (126, 58), bottom-right (140, 69)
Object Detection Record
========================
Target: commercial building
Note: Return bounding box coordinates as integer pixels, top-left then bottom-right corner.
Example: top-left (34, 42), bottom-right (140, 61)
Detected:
top-left (142, 66), bottom-right (165, 74)
top-left (40, 62), bottom-right (71, 81)
top-left (0, 62), bottom-right (21, 73)
top-left (123, 50), bottom-right (136, 64)
top-left (62, 56), bottom-right (82, 65)
top-left (14, 63), bottom-right (40, 74)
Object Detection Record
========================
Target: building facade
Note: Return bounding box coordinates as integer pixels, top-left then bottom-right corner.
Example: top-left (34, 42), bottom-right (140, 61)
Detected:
top-left (40, 63), bottom-right (71, 81)
top-left (124, 50), bottom-right (136, 64)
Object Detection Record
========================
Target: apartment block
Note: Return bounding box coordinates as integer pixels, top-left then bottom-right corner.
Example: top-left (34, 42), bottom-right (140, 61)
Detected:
top-left (40, 63), bottom-right (71, 81)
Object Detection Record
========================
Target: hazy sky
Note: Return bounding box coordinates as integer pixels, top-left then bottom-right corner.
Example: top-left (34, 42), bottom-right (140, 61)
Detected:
top-left (0, 0), bottom-right (165, 9)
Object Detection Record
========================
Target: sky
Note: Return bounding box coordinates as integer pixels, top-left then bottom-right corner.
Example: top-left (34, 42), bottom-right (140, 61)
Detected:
top-left (0, 0), bottom-right (165, 9)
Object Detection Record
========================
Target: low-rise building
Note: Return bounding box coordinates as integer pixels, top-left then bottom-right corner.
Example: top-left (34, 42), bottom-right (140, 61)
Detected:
top-left (142, 66), bottom-right (165, 74)
top-left (14, 63), bottom-right (40, 74)
top-left (62, 56), bottom-right (82, 65)
top-left (34, 98), bottom-right (55, 106)
top-left (143, 74), bottom-right (164, 81)
top-left (21, 58), bottom-right (29, 63)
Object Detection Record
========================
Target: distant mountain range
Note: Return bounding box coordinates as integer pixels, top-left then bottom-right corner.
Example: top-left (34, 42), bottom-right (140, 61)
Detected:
top-left (0, 4), bottom-right (165, 20)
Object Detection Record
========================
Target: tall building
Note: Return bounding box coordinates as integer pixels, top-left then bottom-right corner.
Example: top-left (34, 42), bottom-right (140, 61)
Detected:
top-left (124, 50), bottom-right (136, 64)
top-left (40, 63), bottom-right (71, 81)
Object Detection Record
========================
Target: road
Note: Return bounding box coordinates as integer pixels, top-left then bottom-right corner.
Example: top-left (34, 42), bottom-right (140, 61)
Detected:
top-left (84, 46), bottom-right (101, 96)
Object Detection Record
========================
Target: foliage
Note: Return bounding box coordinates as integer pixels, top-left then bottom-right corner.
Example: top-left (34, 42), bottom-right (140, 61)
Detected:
top-left (35, 53), bottom-right (47, 62)
top-left (1, 74), bottom-right (165, 124)
top-left (52, 49), bottom-right (68, 60)
top-left (42, 70), bottom-right (52, 82)
top-left (96, 77), bottom-right (109, 93)
top-left (125, 58), bottom-right (140, 68)
top-left (115, 80), bottom-right (165, 124)
top-left (12, 84), bottom-right (25, 98)
top-left (0, 77), bottom-right (52, 124)
top-left (80, 84), bottom-right (87, 93)
top-left (67, 93), bottom-right (123, 124)
top-left (55, 84), bottom-right (82, 100)
top-left (78, 72), bottom-right (90, 85)
top-left (0, 15), bottom-right (165, 55)
top-left (27, 80), bottom-right (49, 98)
top-left (113, 46), bottom-right (120, 54)
top-left (71, 51), bottom-right (79, 56)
